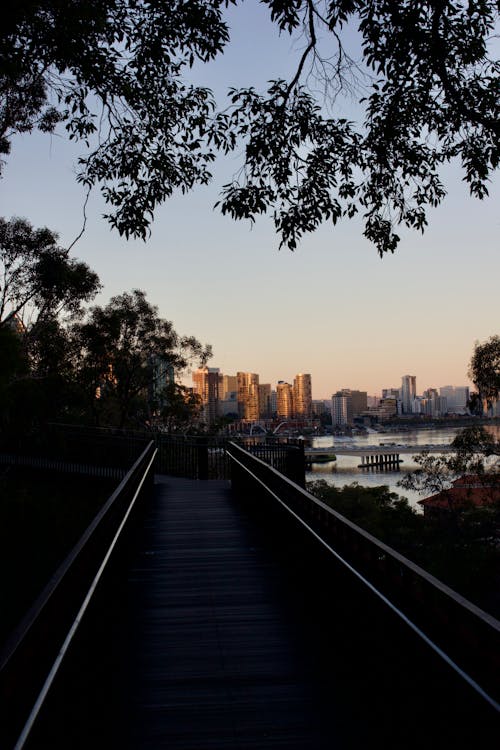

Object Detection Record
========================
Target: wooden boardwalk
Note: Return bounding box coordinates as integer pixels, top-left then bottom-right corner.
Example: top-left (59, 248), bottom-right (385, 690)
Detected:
top-left (27, 476), bottom-right (499, 749)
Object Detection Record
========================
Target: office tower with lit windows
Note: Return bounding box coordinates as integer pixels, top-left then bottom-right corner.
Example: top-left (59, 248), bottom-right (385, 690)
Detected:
top-left (293, 373), bottom-right (312, 419)
top-left (401, 375), bottom-right (417, 414)
top-left (276, 381), bottom-right (294, 419)
top-left (192, 367), bottom-right (220, 425)
top-left (237, 372), bottom-right (260, 420)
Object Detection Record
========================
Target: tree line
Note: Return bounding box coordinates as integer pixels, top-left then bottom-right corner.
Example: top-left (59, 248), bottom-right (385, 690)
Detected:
top-left (0, 217), bottom-right (210, 435)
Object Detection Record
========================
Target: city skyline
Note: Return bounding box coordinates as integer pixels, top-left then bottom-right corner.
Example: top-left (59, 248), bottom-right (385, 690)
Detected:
top-left (0, 2), bottom-right (498, 399)
top-left (190, 365), bottom-right (472, 403)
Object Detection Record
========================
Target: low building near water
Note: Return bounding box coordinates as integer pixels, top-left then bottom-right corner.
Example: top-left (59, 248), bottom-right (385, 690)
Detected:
top-left (419, 474), bottom-right (500, 520)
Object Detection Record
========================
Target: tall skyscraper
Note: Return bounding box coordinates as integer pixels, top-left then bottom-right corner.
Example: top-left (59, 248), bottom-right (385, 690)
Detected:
top-left (276, 381), bottom-right (294, 419)
top-left (258, 383), bottom-right (272, 418)
top-left (221, 374), bottom-right (237, 400)
top-left (237, 372), bottom-right (260, 420)
top-left (401, 375), bottom-right (417, 414)
top-left (192, 367), bottom-right (220, 425)
top-left (293, 373), bottom-right (312, 419)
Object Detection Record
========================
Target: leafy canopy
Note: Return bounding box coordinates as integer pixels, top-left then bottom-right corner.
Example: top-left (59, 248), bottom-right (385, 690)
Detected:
top-left (0, 217), bottom-right (101, 327)
top-left (468, 335), bottom-right (500, 412)
top-left (1, 1), bottom-right (498, 253)
top-left (72, 289), bottom-right (212, 427)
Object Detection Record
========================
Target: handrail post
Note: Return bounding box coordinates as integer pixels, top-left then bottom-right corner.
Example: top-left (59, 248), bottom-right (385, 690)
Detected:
top-left (197, 438), bottom-right (209, 480)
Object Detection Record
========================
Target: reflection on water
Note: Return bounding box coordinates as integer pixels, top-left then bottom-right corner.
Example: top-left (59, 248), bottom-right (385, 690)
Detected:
top-left (307, 425), bottom-right (500, 510)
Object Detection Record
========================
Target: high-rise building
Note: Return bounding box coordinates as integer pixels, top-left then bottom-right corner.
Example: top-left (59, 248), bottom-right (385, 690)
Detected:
top-left (293, 373), bottom-right (312, 419)
top-left (270, 389), bottom-right (278, 416)
top-left (276, 381), bottom-right (294, 419)
top-left (439, 386), bottom-right (470, 414)
top-left (401, 375), bottom-right (417, 414)
top-left (192, 367), bottom-right (220, 425)
top-left (237, 372), bottom-right (260, 420)
top-left (331, 391), bottom-right (353, 426)
top-left (221, 374), bottom-right (238, 400)
top-left (258, 383), bottom-right (272, 418)
top-left (422, 388), bottom-right (447, 417)
top-left (349, 390), bottom-right (367, 416)
top-left (330, 389), bottom-right (365, 424)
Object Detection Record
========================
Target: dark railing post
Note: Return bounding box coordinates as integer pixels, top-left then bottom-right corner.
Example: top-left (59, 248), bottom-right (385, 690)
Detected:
top-left (286, 443), bottom-right (305, 487)
top-left (197, 438), bottom-right (209, 480)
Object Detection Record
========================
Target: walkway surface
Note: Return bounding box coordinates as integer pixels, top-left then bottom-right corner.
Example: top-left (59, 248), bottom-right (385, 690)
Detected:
top-left (28, 476), bottom-right (498, 748)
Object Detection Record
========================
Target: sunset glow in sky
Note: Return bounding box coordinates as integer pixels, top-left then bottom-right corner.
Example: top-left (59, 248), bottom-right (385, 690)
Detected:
top-left (1, 2), bottom-right (498, 399)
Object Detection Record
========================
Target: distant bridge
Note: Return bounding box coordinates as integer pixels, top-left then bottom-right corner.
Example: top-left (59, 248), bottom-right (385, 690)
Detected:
top-left (305, 443), bottom-right (455, 469)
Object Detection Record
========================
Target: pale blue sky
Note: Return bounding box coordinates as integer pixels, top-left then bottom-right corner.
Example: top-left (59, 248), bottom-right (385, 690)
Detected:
top-left (1, 1), bottom-right (498, 398)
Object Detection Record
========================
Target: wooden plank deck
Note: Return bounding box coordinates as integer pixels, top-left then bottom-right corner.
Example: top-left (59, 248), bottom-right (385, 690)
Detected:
top-left (26, 476), bottom-right (499, 749)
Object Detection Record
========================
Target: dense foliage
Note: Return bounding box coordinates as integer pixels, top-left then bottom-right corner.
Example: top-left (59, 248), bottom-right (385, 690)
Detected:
top-left (0, 217), bottom-right (100, 328)
top-left (469, 335), bottom-right (500, 415)
top-left (0, 219), bottom-right (210, 432)
top-left (1, 1), bottom-right (498, 253)
top-left (308, 475), bottom-right (500, 617)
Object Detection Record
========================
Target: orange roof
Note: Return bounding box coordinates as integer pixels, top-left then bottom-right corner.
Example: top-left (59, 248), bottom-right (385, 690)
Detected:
top-left (419, 475), bottom-right (500, 509)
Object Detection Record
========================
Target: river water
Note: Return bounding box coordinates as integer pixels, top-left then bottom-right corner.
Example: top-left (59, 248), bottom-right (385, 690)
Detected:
top-left (307, 425), bottom-right (500, 510)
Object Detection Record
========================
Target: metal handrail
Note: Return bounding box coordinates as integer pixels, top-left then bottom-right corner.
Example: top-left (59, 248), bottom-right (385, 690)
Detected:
top-left (227, 441), bottom-right (500, 711)
top-left (0, 441), bottom-right (157, 749)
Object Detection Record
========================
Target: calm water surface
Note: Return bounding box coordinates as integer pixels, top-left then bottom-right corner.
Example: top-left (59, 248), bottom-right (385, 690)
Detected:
top-left (308, 425), bottom-right (500, 510)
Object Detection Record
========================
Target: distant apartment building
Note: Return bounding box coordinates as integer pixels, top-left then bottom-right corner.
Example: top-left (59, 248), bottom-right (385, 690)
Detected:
top-left (331, 391), bottom-right (353, 426)
top-left (219, 390), bottom-right (238, 417)
top-left (401, 375), bottom-right (417, 414)
top-left (377, 397), bottom-right (399, 420)
top-left (293, 373), bottom-right (312, 419)
top-left (270, 389), bottom-right (278, 416)
top-left (382, 388), bottom-right (400, 400)
top-left (221, 374), bottom-right (238, 400)
top-left (276, 381), bottom-right (294, 420)
top-left (192, 367), bottom-right (220, 425)
top-left (258, 383), bottom-right (272, 418)
top-left (349, 390), bottom-right (368, 417)
top-left (237, 372), bottom-right (260, 420)
top-left (422, 388), bottom-right (447, 418)
top-left (312, 399), bottom-right (327, 417)
top-left (439, 385), bottom-right (470, 414)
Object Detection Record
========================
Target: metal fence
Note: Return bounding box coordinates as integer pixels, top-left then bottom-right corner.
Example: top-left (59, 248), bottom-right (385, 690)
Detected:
top-left (226, 441), bottom-right (500, 710)
top-left (0, 425), bottom-right (305, 482)
top-left (0, 424), bottom-right (149, 475)
top-left (155, 434), bottom-right (305, 482)
top-left (0, 441), bottom-right (157, 750)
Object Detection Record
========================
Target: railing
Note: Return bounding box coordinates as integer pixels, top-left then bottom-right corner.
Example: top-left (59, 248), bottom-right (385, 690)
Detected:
top-left (243, 437), bottom-right (305, 485)
top-left (0, 441), bottom-right (157, 750)
top-left (0, 423), bottom-right (150, 479)
top-left (156, 435), bottom-right (231, 479)
top-left (227, 441), bottom-right (500, 711)
top-left (155, 434), bottom-right (304, 482)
